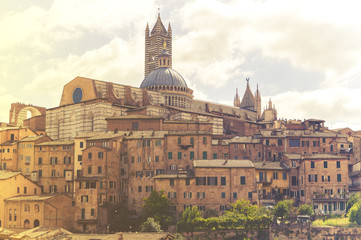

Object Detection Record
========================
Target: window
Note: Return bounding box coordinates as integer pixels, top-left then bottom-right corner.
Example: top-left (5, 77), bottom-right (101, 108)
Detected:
top-left (308, 174), bottom-right (318, 182)
top-left (337, 174), bottom-right (342, 182)
top-left (98, 152), bottom-right (103, 159)
top-left (198, 206), bottom-right (206, 211)
top-left (138, 186), bottom-right (142, 192)
top-left (190, 151), bottom-right (194, 160)
top-left (136, 171), bottom-right (143, 178)
top-left (221, 177), bottom-right (226, 186)
top-left (51, 170), bottom-right (56, 177)
top-left (190, 137), bottom-right (194, 145)
top-left (337, 161), bottom-right (341, 168)
top-left (38, 170), bottom-right (42, 177)
top-left (9, 209), bottom-right (11, 221)
top-left (168, 152), bottom-right (173, 160)
top-left (240, 176), bottom-right (246, 185)
top-left (248, 192), bottom-right (252, 199)
top-left (220, 205), bottom-right (226, 211)
top-left (273, 172), bottom-right (278, 180)
top-left (202, 151), bottom-right (207, 160)
top-left (24, 187), bottom-right (27, 194)
top-left (213, 153), bottom-right (217, 159)
top-left (292, 176), bottom-right (297, 186)
top-left (322, 138), bottom-right (326, 143)
top-left (81, 195), bottom-right (89, 202)
top-left (98, 166), bottom-right (102, 174)
top-left (331, 145), bottom-right (334, 152)
top-left (265, 140), bottom-right (269, 145)
top-left (184, 192), bottom-right (192, 199)
top-left (207, 177), bottom-right (217, 186)
top-left (178, 137), bottom-right (181, 144)
top-left (137, 156), bottom-right (142, 163)
top-left (282, 172), bottom-right (287, 180)
top-left (91, 209), bottom-right (95, 216)
top-left (38, 158), bottom-right (42, 165)
top-left (278, 139), bottom-right (283, 146)
top-left (221, 192), bottom-right (226, 198)
top-left (197, 192), bottom-right (205, 199)
top-left (170, 179), bottom-right (174, 186)
top-left (289, 139), bottom-right (300, 147)
top-left (185, 179), bottom-right (190, 186)
top-left (78, 155), bottom-right (82, 161)
top-left (203, 137), bottom-right (207, 144)
top-left (146, 186), bottom-right (153, 192)
top-left (17, 187), bottom-right (20, 193)
top-left (311, 161), bottom-right (315, 168)
top-left (233, 192), bottom-right (237, 199)
top-left (88, 166), bottom-right (92, 174)
top-left (155, 140), bottom-right (162, 146)
top-left (292, 161), bottom-right (296, 168)
top-left (80, 142), bottom-right (84, 148)
top-left (155, 156), bottom-right (159, 162)
top-left (132, 122), bottom-right (138, 130)
top-left (88, 152), bottom-right (92, 159)
top-left (177, 152), bottom-right (182, 160)
top-left (324, 161), bottom-right (328, 168)
top-left (196, 177), bottom-right (206, 185)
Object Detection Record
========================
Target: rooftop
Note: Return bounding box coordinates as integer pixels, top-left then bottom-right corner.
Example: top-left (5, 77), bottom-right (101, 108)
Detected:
top-left (193, 159), bottom-right (254, 168)
top-left (0, 170), bottom-right (20, 180)
top-left (5, 195), bottom-right (54, 201)
top-left (253, 161), bottom-right (288, 170)
top-left (36, 140), bottom-right (74, 146)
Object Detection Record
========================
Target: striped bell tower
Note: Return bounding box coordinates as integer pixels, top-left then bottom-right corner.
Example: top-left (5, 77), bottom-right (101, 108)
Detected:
top-left (145, 13), bottom-right (172, 77)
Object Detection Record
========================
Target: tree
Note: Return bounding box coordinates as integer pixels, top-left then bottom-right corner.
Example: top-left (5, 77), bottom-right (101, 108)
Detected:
top-left (177, 206), bottom-right (201, 235)
top-left (349, 202), bottom-right (361, 225)
top-left (298, 204), bottom-right (315, 216)
top-left (347, 193), bottom-right (361, 213)
top-left (141, 217), bottom-right (162, 232)
top-left (273, 200), bottom-right (294, 221)
top-left (142, 190), bottom-right (175, 230)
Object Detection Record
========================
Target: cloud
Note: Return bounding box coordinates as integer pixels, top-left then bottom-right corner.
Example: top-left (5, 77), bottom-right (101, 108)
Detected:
top-left (270, 87), bottom-right (361, 130)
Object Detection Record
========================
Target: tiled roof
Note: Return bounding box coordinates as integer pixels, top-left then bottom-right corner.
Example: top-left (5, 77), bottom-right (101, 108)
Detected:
top-left (36, 140), bottom-right (74, 146)
top-left (74, 132), bottom-right (106, 139)
top-left (193, 159), bottom-right (254, 168)
top-left (106, 115), bottom-right (163, 120)
top-left (5, 195), bottom-right (54, 201)
top-left (284, 154), bottom-right (302, 160)
top-left (19, 135), bottom-right (44, 142)
top-left (0, 170), bottom-right (20, 180)
top-left (253, 161), bottom-right (288, 170)
top-left (302, 154), bottom-right (347, 160)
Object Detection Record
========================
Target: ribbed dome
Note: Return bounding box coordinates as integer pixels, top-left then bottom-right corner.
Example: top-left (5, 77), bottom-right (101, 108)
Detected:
top-left (140, 67), bottom-right (187, 88)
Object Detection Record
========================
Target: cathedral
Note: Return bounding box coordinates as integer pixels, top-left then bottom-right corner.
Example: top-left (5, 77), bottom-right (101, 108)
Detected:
top-left (46, 14), bottom-right (276, 140)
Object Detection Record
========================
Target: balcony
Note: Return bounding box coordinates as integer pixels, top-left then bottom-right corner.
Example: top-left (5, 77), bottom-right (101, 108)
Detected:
top-left (312, 193), bottom-right (349, 201)
top-left (257, 178), bottom-right (273, 185)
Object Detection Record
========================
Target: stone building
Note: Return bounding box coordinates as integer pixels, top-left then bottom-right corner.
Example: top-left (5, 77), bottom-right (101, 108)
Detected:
top-left (154, 159), bottom-right (257, 215)
top-left (33, 140), bottom-right (74, 196)
top-left (0, 171), bottom-right (41, 228)
top-left (3, 195), bottom-right (73, 230)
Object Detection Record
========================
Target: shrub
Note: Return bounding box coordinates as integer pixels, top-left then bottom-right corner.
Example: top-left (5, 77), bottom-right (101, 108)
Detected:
top-left (141, 217), bottom-right (162, 232)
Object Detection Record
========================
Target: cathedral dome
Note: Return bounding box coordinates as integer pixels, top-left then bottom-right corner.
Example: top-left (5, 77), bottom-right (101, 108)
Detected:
top-left (140, 67), bottom-right (188, 88)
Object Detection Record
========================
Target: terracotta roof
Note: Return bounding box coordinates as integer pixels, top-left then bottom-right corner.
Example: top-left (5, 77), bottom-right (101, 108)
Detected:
top-left (106, 115), bottom-right (163, 120)
top-left (284, 154), bottom-right (302, 160)
top-left (5, 195), bottom-right (54, 201)
top-left (0, 170), bottom-right (20, 180)
top-left (253, 161), bottom-right (288, 170)
top-left (19, 135), bottom-right (45, 142)
top-left (75, 132), bottom-right (106, 139)
top-left (302, 154), bottom-right (347, 160)
top-left (36, 140), bottom-right (74, 146)
top-left (193, 159), bottom-right (254, 168)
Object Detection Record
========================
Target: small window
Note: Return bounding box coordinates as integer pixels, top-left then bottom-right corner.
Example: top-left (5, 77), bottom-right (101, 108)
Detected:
top-left (233, 192), bottom-right (237, 199)
top-left (213, 153), bottom-right (217, 159)
top-left (202, 151), bottom-right (207, 160)
top-left (168, 152), bottom-right (173, 160)
top-left (203, 137), bottom-right (207, 144)
top-left (248, 192), bottom-right (252, 199)
top-left (185, 179), bottom-right (190, 186)
top-left (311, 161), bottom-right (315, 168)
top-left (178, 137), bottom-right (182, 144)
top-left (155, 156), bottom-right (159, 162)
top-left (98, 152), bottom-right (103, 159)
top-left (177, 152), bottom-right (182, 160)
top-left (80, 142), bottom-right (84, 148)
top-left (336, 161), bottom-right (340, 168)
top-left (88, 152), bottom-right (92, 159)
top-left (221, 192), bottom-right (226, 198)
top-left (337, 174), bottom-right (341, 182)
top-left (190, 151), bottom-right (194, 160)
top-left (240, 176), bottom-right (246, 185)
top-left (170, 179), bottom-right (174, 186)
top-left (190, 137), bottom-right (194, 145)
top-left (324, 161), bottom-right (328, 168)
top-left (282, 172), bottom-right (287, 180)
top-left (221, 177), bottom-right (226, 186)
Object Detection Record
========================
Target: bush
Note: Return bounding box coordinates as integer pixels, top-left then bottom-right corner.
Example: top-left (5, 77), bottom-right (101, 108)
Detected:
top-left (141, 217), bottom-right (162, 232)
top-left (298, 204), bottom-right (315, 216)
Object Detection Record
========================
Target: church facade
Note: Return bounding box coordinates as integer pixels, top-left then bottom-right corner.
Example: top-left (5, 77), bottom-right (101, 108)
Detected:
top-left (46, 15), bottom-right (268, 141)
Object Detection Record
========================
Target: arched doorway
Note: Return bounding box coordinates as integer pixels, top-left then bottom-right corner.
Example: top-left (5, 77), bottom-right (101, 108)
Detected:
top-left (24, 219), bottom-right (30, 228)
top-left (34, 219), bottom-right (40, 227)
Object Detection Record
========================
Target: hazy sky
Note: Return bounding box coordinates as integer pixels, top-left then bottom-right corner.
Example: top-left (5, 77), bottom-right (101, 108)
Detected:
top-left (1, 0), bottom-right (361, 130)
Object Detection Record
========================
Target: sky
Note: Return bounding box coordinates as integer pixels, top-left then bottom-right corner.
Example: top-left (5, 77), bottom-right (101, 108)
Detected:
top-left (1, 0), bottom-right (361, 130)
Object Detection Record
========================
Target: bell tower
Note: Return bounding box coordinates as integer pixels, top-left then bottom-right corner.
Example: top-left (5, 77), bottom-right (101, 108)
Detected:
top-left (145, 13), bottom-right (172, 77)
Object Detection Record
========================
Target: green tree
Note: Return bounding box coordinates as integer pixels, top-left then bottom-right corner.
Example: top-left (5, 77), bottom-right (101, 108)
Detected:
top-left (142, 190), bottom-right (175, 230)
top-left (349, 202), bottom-right (361, 225)
top-left (273, 200), bottom-right (294, 221)
top-left (141, 217), bottom-right (162, 232)
top-left (346, 193), bottom-right (361, 213)
top-left (298, 204), bottom-right (315, 216)
top-left (176, 206), bottom-right (201, 235)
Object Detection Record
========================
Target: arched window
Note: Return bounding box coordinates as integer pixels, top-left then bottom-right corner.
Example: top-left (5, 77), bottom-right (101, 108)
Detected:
top-left (24, 219), bottom-right (30, 228)
top-left (24, 204), bottom-right (30, 212)
top-left (34, 219), bottom-right (40, 228)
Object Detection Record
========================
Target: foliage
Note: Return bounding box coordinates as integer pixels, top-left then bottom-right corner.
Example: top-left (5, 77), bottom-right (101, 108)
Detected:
top-left (108, 203), bottom-right (131, 232)
top-left (142, 190), bottom-right (175, 230)
top-left (176, 206), bottom-right (201, 234)
top-left (298, 204), bottom-right (315, 216)
top-left (273, 200), bottom-right (295, 221)
top-left (346, 193), bottom-right (361, 213)
top-left (140, 217), bottom-right (162, 232)
top-left (312, 217), bottom-right (357, 227)
top-left (349, 202), bottom-right (361, 225)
